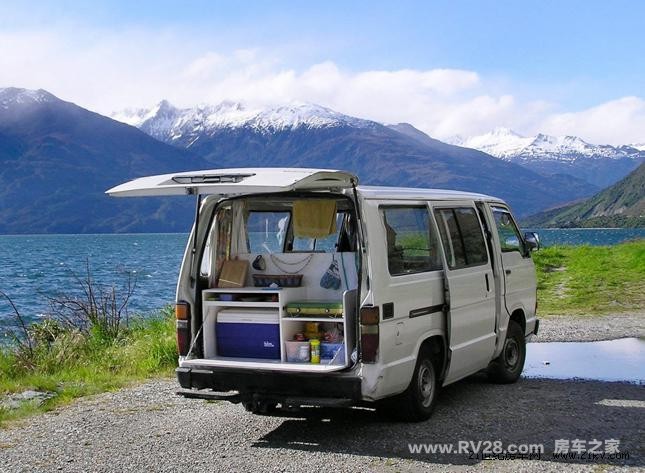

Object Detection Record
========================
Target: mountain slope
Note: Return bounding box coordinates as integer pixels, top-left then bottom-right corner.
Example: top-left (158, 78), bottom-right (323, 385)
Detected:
top-left (115, 102), bottom-right (598, 217)
top-left (0, 88), bottom-right (203, 233)
top-left (522, 162), bottom-right (645, 228)
top-left (453, 128), bottom-right (644, 188)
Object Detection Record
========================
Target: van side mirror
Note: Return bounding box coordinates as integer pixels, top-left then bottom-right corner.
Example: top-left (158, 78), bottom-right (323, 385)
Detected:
top-left (524, 232), bottom-right (540, 251)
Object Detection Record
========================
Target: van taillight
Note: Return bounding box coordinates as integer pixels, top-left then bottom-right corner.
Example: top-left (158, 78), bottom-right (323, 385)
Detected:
top-left (175, 302), bottom-right (189, 320)
top-left (360, 306), bottom-right (379, 363)
top-left (175, 302), bottom-right (191, 356)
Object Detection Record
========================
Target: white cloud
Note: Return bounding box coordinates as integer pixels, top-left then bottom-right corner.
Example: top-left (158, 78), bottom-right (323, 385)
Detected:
top-left (538, 97), bottom-right (645, 145)
top-left (0, 26), bottom-right (644, 145)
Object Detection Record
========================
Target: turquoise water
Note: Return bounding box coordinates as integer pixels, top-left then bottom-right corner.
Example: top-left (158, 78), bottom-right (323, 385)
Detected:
top-left (0, 234), bottom-right (187, 327)
top-left (0, 228), bottom-right (643, 327)
top-left (523, 227), bottom-right (644, 247)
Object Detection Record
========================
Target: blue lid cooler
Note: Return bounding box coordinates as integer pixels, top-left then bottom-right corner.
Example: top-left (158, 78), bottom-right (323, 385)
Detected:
top-left (216, 309), bottom-right (280, 359)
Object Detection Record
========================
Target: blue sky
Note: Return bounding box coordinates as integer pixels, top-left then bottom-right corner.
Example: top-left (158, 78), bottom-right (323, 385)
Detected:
top-left (1, 0), bottom-right (644, 143)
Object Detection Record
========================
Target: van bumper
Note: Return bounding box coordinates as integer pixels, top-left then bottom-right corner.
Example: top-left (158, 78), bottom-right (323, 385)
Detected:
top-left (175, 367), bottom-right (362, 401)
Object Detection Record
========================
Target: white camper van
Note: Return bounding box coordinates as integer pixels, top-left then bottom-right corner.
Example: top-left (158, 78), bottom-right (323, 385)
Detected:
top-left (108, 168), bottom-right (539, 421)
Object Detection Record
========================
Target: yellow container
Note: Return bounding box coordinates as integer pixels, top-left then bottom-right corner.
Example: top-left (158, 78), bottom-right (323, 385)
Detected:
top-left (305, 322), bottom-right (321, 341)
top-left (310, 339), bottom-right (320, 364)
top-left (305, 322), bottom-right (319, 332)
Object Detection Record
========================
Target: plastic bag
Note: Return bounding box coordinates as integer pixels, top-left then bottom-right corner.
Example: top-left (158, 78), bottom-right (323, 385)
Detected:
top-left (320, 256), bottom-right (341, 290)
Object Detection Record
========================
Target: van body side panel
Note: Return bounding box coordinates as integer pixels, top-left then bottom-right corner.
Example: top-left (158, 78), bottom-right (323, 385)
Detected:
top-left (431, 201), bottom-right (497, 385)
top-left (358, 199), bottom-right (446, 400)
top-left (477, 202), bottom-right (508, 358)
top-left (489, 204), bottom-right (538, 339)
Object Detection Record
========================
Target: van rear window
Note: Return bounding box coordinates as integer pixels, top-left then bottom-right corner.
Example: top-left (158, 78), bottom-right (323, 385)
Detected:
top-left (380, 206), bottom-right (442, 276)
top-left (434, 207), bottom-right (488, 269)
top-left (247, 211), bottom-right (290, 253)
top-left (245, 210), bottom-right (347, 253)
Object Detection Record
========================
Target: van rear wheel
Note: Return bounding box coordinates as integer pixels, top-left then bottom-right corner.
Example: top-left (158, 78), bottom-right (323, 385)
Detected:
top-left (379, 349), bottom-right (439, 422)
top-left (488, 320), bottom-right (526, 384)
top-left (242, 400), bottom-right (277, 414)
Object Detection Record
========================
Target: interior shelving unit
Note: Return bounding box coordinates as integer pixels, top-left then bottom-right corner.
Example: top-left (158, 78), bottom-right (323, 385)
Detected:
top-left (195, 287), bottom-right (355, 372)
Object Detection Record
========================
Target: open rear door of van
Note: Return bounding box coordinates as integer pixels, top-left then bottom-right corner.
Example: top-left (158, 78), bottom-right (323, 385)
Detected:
top-left (106, 168), bottom-right (357, 197)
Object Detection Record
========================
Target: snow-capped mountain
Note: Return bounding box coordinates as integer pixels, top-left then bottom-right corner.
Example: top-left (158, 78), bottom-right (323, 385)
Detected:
top-left (451, 127), bottom-right (644, 188)
top-left (452, 127), bottom-right (643, 161)
top-left (450, 128), bottom-right (535, 159)
top-left (0, 87), bottom-right (201, 234)
top-left (111, 100), bottom-right (375, 146)
top-left (0, 87), bottom-right (603, 233)
top-left (0, 87), bottom-right (57, 109)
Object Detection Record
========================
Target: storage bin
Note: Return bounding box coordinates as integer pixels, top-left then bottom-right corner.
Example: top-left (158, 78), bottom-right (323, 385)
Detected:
top-left (216, 309), bottom-right (280, 359)
top-left (285, 341), bottom-right (310, 362)
top-left (321, 342), bottom-right (345, 364)
top-left (253, 274), bottom-right (303, 287)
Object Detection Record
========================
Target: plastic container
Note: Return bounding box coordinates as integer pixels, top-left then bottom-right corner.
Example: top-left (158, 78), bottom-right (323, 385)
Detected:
top-left (310, 339), bottom-right (320, 364)
top-left (321, 342), bottom-right (345, 364)
top-left (285, 341), bottom-right (310, 362)
top-left (216, 309), bottom-right (280, 359)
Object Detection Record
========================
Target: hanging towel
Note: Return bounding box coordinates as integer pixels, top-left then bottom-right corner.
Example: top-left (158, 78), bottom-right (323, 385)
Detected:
top-left (293, 200), bottom-right (337, 238)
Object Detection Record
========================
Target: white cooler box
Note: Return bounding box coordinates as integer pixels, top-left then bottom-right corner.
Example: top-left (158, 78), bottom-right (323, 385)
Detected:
top-left (216, 309), bottom-right (280, 359)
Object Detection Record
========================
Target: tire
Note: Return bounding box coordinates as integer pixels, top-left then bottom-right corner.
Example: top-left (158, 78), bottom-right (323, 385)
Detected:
top-left (242, 400), bottom-right (277, 414)
top-left (379, 349), bottom-right (440, 422)
top-left (488, 320), bottom-right (526, 384)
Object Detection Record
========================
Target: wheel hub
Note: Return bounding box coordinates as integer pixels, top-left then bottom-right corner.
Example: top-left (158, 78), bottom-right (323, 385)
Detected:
top-left (504, 338), bottom-right (519, 369)
top-left (418, 363), bottom-right (435, 407)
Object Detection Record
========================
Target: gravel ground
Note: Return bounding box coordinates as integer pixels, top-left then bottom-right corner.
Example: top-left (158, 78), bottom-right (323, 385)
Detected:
top-left (534, 312), bottom-right (644, 342)
top-left (1, 314), bottom-right (643, 473)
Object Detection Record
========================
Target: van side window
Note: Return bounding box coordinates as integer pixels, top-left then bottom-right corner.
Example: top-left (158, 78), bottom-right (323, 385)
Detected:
top-left (380, 206), bottom-right (442, 276)
top-left (492, 207), bottom-right (525, 253)
top-left (434, 207), bottom-right (488, 269)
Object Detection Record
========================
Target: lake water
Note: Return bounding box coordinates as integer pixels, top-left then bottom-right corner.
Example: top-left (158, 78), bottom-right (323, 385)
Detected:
top-left (0, 228), bottom-right (643, 327)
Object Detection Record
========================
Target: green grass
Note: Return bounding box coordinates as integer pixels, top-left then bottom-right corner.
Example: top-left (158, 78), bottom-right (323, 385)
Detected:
top-left (533, 240), bottom-right (645, 316)
top-left (0, 308), bottom-right (177, 426)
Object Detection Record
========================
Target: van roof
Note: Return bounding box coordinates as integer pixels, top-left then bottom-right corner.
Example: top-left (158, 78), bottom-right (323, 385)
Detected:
top-left (357, 186), bottom-right (504, 203)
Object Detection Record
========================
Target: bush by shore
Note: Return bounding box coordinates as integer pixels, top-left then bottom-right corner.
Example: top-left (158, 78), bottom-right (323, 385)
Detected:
top-left (0, 308), bottom-right (176, 425)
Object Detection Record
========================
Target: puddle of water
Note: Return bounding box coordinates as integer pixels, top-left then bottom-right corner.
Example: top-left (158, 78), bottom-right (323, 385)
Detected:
top-left (523, 338), bottom-right (645, 383)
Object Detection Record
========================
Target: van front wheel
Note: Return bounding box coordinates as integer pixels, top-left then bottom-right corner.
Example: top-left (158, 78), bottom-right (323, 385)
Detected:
top-left (488, 320), bottom-right (526, 384)
top-left (380, 350), bottom-right (439, 422)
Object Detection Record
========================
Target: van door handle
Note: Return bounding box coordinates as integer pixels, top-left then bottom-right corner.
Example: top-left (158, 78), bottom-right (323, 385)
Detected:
top-left (485, 273), bottom-right (490, 292)
top-left (505, 269), bottom-right (512, 275)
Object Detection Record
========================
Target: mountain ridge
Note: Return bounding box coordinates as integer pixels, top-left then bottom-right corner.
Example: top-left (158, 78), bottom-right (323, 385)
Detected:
top-left (0, 88), bottom-right (606, 233)
top-left (0, 87), bottom-right (204, 233)
top-left (522, 162), bottom-right (645, 228)
top-left (114, 98), bottom-right (598, 216)
top-left (451, 127), bottom-right (644, 188)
